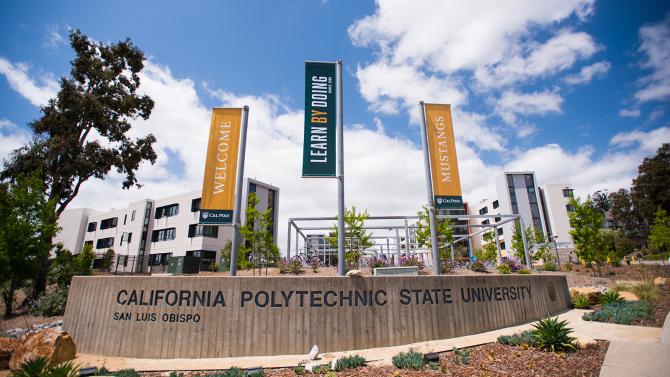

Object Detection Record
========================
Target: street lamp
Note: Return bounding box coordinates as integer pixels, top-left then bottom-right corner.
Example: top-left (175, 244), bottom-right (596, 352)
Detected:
top-left (551, 235), bottom-right (560, 269)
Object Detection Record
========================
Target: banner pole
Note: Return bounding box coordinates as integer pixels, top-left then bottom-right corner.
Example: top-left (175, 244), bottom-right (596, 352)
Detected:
top-left (229, 105), bottom-right (249, 276)
top-left (419, 101), bottom-right (441, 275)
top-left (336, 60), bottom-right (346, 276)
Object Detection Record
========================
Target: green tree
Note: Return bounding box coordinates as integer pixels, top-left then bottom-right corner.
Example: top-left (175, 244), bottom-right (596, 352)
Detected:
top-left (219, 240), bottom-right (232, 270)
top-left (591, 190), bottom-right (611, 214)
top-left (1, 30), bottom-right (156, 295)
top-left (327, 207), bottom-right (373, 269)
top-left (73, 244), bottom-right (95, 276)
top-left (102, 248), bottom-right (115, 271)
top-left (415, 206), bottom-right (454, 256)
top-left (631, 143), bottom-right (670, 229)
top-left (608, 188), bottom-right (646, 243)
top-left (239, 193), bottom-right (279, 273)
top-left (0, 174), bottom-right (58, 317)
top-left (474, 231), bottom-right (498, 263)
top-left (511, 222), bottom-right (536, 262)
top-left (649, 208), bottom-right (670, 253)
top-left (568, 197), bottom-right (609, 276)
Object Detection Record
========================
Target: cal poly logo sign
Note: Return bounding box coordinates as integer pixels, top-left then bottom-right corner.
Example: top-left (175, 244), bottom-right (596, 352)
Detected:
top-left (199, 210), bottom-right (233, 225)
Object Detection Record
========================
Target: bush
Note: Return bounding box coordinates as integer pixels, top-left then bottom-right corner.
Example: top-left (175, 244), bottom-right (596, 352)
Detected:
top-left (248, 370), bottom-right (265, 377)
top-left (441, 259), bottom-right (457, 274)
top-left (392, 349), bottom-right (424, 370)
top-left (73, 244), bottom-right (95, 276)
top-left (531, 317), bottom-right (576, 352)
top-left (169, 372), bottom-right (185, 377)
top-left (278, 257), bottom-right (304, 275)
top-left (204, 367), bottom-right (247, 377)
top-left (209, 262), bottom-right (219, 272)
top-left (470, 260), bottom-right (488, 273)
top-left (29, 286), bottom-right (69, 316)
top-left (399, 255), bottom-right (425, 272)
top-left (631, 281), bottom-right (661, 302)
top-left (497, 264), bottom-right (511, 274)
top-left (309, 257), bottom-right (321, 273)
top-left (12, 357), bottom-right (79, 377)
top-left (310, 364), bottom-right (331, 374)
top-left (571, 294), bottom-right (591, 309)
top-left (292, 365), bottom-right (306, 375)
top-left (367, 255), bottom-right (389, 270)
top-left (500, 257), bottom-right (522, 272)
top-left (452, 346), bottom-right (470, 365)
top-left (334, 355), bottom-right (366, 371)
top-left (582, 301), bottom-right (653, 325)
top-left (517, 269), bottom-right (531, 274)
top-left (497, 330), bottom-right (535, 347)
top-left (600, 291), bottom-right (623, 305)
top-left (543, 260), bottom-right (557, 271)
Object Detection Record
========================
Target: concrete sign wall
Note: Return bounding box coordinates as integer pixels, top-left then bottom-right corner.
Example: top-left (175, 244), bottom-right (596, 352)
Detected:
top-left (64, 275), bottom-right (569, 359)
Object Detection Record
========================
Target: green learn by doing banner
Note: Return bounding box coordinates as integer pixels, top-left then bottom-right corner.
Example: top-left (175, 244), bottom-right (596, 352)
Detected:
top-left (302, 62), bottom-right (336, 177)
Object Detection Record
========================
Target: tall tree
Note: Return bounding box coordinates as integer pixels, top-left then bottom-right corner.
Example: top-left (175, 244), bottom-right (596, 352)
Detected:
top-left (511, 222), bottom-right (536, 262)
top-left (568, 197), bottom-right (609, 276)
top-left (649, 209), bottom-right (670, 254)
top-left (591, 190), bottom-right (611, 214)
top-left (0, 174), bottom-right (59, 317)
top-left (415, 206), bottom-right (454, 256)
top-left (328, 207), bottom-right (373, 269)
top-left (474, 231), bottom-right (498, 263)
top-left (631, 143), bottom-right (670, 226)
top-left (239, 193), bottom-right (279, 274)
top-left (1, 30), bottom-right (157, 294)
top-left (609, 188), bottom-right (646, 242)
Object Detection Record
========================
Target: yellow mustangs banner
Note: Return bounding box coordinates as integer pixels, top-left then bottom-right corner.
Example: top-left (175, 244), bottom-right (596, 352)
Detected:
top-left (199, 108), bottom-right (242, 224)
top-left (423, 103), bottom-right (463, 209)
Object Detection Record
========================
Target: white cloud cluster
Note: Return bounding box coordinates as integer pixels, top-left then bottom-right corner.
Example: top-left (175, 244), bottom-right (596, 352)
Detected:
top-left (564, 60), bottom-right (611, 85)
top-left (496, 90), bottom-right (563, 130)
top-left (0, 57), bottom-right (59, 107)
top-left (634, 16), bottom-right (670, 103)
top-left (1, 57), bottom-right (668, 253)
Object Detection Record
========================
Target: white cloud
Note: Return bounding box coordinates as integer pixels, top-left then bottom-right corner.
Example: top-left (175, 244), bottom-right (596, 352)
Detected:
top-left (0, 119), bottom-right (32, 160)
top-left (0, 58), bottom-right (59, 107)
top-left (564, 60), bottom-right (611, 84)
top-left (610, 127), bottom-right (670, 154)
top-left (478, 30), bottom-right (601, 87)
top-left (618, 108), bottom-right (641, 118)
top-left (634, 16), bottom-right (670, 103)
top-left (43, 23), bottom-right (68, 52)
top-left (496, 90), bottom-right (563, 125)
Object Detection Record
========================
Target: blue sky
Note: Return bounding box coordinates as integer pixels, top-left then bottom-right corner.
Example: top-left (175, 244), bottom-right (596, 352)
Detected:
top-left (1, 1), bottom-right (669, 249)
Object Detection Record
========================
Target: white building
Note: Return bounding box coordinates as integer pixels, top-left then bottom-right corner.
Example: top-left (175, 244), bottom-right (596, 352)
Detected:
top-left (470, 198), bottom-right (505, 252)
top-left (538, 184), bottom-right (575, 246)
top-left (53, 178), bottom-right (279, 273)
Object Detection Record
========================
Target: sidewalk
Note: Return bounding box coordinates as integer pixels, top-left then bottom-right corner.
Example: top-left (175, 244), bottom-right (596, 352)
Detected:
top-left (72, 309), bottom-right (662, 372)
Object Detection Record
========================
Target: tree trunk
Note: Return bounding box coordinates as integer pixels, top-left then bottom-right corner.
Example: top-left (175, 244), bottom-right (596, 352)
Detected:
top-left (3, 278), bottom-right (17, 318)
top-left (32, 234), bottom-right (53, 298)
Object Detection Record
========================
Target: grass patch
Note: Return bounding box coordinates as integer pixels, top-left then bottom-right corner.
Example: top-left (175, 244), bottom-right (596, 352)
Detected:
top-left (582, 301), bottom-right (653, 325)
top-left (392, 349), bottom-right (424, 370)
top-left (631, 281), bottom-right (661, 302)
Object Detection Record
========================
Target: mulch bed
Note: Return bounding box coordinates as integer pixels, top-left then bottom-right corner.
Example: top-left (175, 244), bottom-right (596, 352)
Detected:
top-left (142, 341), bottom-right (608, 377)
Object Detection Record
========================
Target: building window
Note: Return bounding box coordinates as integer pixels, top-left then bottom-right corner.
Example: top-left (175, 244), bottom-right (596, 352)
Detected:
top-left (495, 216), bottom-right (501, 223)
top-left (482, 219), bottom-right (490, 225)
top-left (150, 253), bottom-right (172, 266)
top-left (563, 189), bottom-right (574, 198)
top-left (84, 240), bottom-right (93, 247)
top-left (479, 207), bottom-right (488, 215)
top-left (524, 174), bottom-right (534, 187)
top-left (100, 217), bottom-right (118, 230)
top-left (123, 214), bottom-right (127, 225)
top-left (87, 222), bottom-right (97, 232)
top-left (186, 250), bottom-right (217, 270)
top-left (120, 232), bottom-right (133, 246)
top-left (155, 203), bottom-right (179, 219)
top-left (96, 237), bottom-right (114, 249)
top-left (506, 174), bottom-right (514, 187)
top-left (151, 228), bottom-right (176, 242)
top-left (131, 210), bottom-right (136, 221)
top-left (191, 198), bottom-right (201, 212)
top-left (188, 224), bottom-right (219, 238)
top-left (566, 204), bottom-right (576, 212)
top-left (500, 241), bottom-right (506, 250)
top-left (249, 182), bottom-right (256, 193)
top-left (122, 255), bottom-right (129, 267)
top-left (492, 200), bottom-right (499, 209)
top-left (497, 227), bottom-right (504, 236)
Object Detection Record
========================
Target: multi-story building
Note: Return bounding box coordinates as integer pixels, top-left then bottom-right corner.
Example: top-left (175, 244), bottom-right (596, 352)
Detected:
top-left (538, 184), bottom-right (575, 246)
top-left (53, 178), bottom-right (279, 273)
top-left (470, 198), bottom-right (505, 253)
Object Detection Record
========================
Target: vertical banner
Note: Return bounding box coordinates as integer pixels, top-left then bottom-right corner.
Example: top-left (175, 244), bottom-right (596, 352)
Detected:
top-left (424, 104), bottom-right (463, 209)
top-left (199, 108), bottom-right (243, 224)
top-left (302, 62), bottom-right (336, 177)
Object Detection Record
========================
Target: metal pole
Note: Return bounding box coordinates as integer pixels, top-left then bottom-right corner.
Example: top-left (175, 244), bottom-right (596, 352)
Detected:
top-left (494, 226), bottom-right (502, 265)
top-left (554, 237), bottom-right (561, 269)
top-left (450, 244), bottom-right (455, 262)
top-left (418, 101), bottom-right (440, 275)
top-left (295, 228), bottom-right (299, 257)
top-left (286, 221), bottom-right (292, 259)
top-left (404, 219), bottom-right (411, 255)
top-left (519, 217), bottom-right (532, 269)
top-left (395, 228), bottom-right (401, 266)
top-left (336, 60), bottom-right (346, 276)
top-left (229, 105), bottom-right (249, 276)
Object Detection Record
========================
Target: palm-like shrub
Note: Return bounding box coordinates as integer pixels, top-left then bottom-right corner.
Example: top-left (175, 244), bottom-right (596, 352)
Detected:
top-left (531, 317), bottom-right (576, 352)
top-left (600, 291), bottom-right (623, 305)
top-left (571, 294), bottom-right (591, 309)
top-left (12, 357), bottom-right (79, 377)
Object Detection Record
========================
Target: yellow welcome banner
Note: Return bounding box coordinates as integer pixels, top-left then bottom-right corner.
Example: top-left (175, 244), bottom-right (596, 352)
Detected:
top-left (199, 108), bottom-right (242, 224)
top-left (424, 103), bottom-right (463, 209)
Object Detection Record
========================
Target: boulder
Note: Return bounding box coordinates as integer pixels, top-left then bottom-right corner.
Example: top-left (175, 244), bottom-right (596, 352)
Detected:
top-left (346, 270), bottom-right (363, 277)
top-left (575, 337), bottom-right (598, 349)
top-left (9, 329), bottom-right (76, 370)
top-left (0, 337), bottom-right (19, 370)
top-left (619, 291), bottom-right (639, 301)
top-left (654, 277), bottom-right (667, 287)
top-left (308, 344), bottom-right (319, 360)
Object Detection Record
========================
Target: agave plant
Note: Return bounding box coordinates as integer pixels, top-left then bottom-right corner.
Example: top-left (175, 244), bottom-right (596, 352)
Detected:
top-left (11, 357), bottom-right (79, 377)
top-left (600, 290), bottom-right (623, 305)
top-left (531, 317), bottom-right (576, 352)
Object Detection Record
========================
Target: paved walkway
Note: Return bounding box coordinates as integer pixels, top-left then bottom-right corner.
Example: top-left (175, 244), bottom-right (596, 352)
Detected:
top-left (72, 309), bottom-right (662, 372)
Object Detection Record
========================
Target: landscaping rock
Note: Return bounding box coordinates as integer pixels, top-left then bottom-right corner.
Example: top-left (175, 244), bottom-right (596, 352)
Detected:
top-left (575, 337), bottom-right (598, 349)
top-left (619, 291), bottom-right (640, 301)
top-left (346, 270), bottom-right (363, 277)
top-left (308, 344), bottom-right (319, 360)
top-left (0, 337), bottom-right (19, 370)
top-left (9, 329), bottom-right (76, 370)
top-left (654, 277), bottom-right (667, 287)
